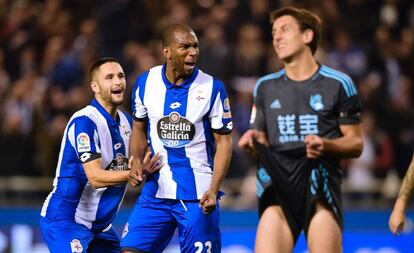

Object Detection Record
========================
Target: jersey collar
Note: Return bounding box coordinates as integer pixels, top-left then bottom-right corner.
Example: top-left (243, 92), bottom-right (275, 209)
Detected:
top-left (90, 98), bottom-right (120, 126)
top-left (161, 63), bottom-right (199, 89)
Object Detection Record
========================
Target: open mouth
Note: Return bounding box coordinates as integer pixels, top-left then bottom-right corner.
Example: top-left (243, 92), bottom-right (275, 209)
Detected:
top-left (184, 62), bottom-right (195, 68)
top-left (111, 88), bottom-right (123, 95)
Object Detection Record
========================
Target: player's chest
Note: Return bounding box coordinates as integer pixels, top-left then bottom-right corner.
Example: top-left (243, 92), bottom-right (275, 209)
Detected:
top-left (144, 85), bottom-right (212, 123)
top-left (262, 84), bottom-right (337, 119)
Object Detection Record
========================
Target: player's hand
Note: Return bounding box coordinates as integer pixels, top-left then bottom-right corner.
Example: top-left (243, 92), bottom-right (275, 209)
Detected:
top-left (238, 129), bottom-right (269, 158)
top-left (199, 190), bottom-right (217, 214)
top-left (389, 208), bottom-right (406, 235)
top-left (128, 154), bottom-right (142, 187)
top-left (305, 135), bottom-right (324, 159)
top-left (142, 152), bottom-right (163, 175)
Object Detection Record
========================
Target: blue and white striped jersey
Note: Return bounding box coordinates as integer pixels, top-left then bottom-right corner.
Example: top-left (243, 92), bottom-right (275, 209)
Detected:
top-left (41, 99), bottom-right (132, 232)
top-left (132, 64), bottom-right (232, 200)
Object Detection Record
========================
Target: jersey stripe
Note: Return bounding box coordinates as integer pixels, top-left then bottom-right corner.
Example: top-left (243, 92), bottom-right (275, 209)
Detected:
top-left (320, 65), bottom-right (357, 97)
top-left (254, 69), bottom-right (285, 97)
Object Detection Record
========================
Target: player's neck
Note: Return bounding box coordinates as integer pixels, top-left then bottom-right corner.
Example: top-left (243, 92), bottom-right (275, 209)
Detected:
top-left (96, 96), bottom-right (117, 119)
top-left (165, 65), bottom-right (190, 86)
top-left (283, 51), bottom-right (318, 81)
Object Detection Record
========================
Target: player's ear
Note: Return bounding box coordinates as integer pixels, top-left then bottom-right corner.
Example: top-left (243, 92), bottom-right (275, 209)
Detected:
top-left (163, 47), bottom-right (171, 60)
top-left (91, 81), bottom-right (99, 93)
top-left (303, 29), bottom-right (314, 44)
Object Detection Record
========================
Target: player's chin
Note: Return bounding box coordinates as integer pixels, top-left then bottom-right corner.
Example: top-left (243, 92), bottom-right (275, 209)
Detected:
top-left (111, 94), bottom-right (124, 105)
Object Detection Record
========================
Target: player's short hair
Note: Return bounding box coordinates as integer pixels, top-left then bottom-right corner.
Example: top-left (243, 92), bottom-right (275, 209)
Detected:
top-left (270, 7), bottom-right (322, 55)
top-left (161, 24), bottom-right (195, 48)
top-left (89, 57), bottom-right (119, 80)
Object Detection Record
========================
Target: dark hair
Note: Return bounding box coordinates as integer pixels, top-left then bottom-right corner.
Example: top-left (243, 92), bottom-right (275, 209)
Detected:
top-left (161, 24), bottom-right (195, 48)
top-left (89, 57), bottom-right (119, 78)
top-left (270, 7), bottom-right (321, 54)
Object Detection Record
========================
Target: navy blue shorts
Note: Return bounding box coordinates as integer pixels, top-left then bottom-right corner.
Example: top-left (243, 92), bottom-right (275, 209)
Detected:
top-left (121, 194), bottom-right (221, 253)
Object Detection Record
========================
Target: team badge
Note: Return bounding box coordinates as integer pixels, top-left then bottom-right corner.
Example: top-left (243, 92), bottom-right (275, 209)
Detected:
top-left (76, 133), bottom-right (91, 152)
top-left (70, 239), bottom-right (83, 253)
top-left (121, 124), bottom-right (131, 137)
top-left (310, 94), bottom-right (324, 111)
top-left (223, 98), bottom-right (231, 111)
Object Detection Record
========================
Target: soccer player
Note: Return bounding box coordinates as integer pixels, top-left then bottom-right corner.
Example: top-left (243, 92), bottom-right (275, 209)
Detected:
top-left (40, 57), bottom-right (161, 253)
top-left (121, 24), bottom-right (233, 253)
top-left (238, 7), bottom-right (363, 253)
top-left (389, 155), bottom-right (414, 235)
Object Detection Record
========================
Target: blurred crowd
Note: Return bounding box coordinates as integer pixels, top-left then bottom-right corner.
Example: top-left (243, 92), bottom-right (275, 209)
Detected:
top-left (0, 0), bottom-right (414, 208)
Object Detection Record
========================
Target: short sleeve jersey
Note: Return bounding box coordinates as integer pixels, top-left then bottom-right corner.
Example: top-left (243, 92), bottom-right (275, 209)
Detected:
top-left (41, 99), bottom-right (132, 232)
top-left (132, 64), bottom-right (232, 200)
top-left (251, 64), bottom-right (361, 163)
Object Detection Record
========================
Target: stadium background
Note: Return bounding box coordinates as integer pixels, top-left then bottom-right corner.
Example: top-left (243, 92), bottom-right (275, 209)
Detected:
top-left (0, 0), bottom-right (414, 252)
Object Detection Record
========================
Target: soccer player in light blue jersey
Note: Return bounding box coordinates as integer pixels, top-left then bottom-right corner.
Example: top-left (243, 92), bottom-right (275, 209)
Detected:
top-left (40, 57), bottom-right (161, 253)
top-left (121, 24), bottom-right (233, 253)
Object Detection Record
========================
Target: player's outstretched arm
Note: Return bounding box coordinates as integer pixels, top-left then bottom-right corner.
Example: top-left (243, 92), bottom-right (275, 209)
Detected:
top-left (83, 158), bottom-right (130, 188)
top-left (200, 133), bottom-right (232, 214)
top-left (305, 124), bottom-right (363, 159)
top-left (389, 154), bottom-right (414, 235)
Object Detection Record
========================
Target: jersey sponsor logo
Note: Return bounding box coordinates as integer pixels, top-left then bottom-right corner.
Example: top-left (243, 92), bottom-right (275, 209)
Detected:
top-left (157, 112), bottom-right (195, 148)
top-left (277, 114), bottom-right (318, 143)
top-left (70, 239), bottom-right (83, 253)
top-left (80, 152), bottom-right (92, 163)
top-left (270, 99), bottom-right (281, 109)
top-left (310, 94), bottom-right (324, 111)
top-left (169, 102), bottom-right (181, 109)
top-left (107, 153), bottom-right (129, 171)
top-left (76, 133), bottom-right (91, 152)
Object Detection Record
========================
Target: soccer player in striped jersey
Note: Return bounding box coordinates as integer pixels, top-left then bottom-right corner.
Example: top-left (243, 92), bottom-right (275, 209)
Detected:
top-left (121, 24), bottom-right (233, 253)
top-left (238, 7), bottom-right (363, 253)
top-left (40, 57), bottom-right (161, 253)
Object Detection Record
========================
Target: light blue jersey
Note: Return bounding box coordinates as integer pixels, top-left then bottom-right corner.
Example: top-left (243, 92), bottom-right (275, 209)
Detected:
top-left (40, 98), bottom-right (132, 232)
top-left (132, 64), bottom-right (233, 200)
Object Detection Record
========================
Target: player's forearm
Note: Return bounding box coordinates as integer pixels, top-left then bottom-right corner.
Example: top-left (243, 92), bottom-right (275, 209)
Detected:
top-left (323, 134), bottom-right (363, 158)
top-left (210, 134), bottom-right (232, 193)
top-left (130, 121), bottom-right (148, 167)
top-left (397, 155), bottom-right (414, 206)
top-left (89, 170), bottom-right (130, 188)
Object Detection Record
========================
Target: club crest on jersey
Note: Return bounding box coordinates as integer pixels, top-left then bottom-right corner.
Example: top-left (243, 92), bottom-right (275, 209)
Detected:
top-left (310, 94), bottom-right (324, 111)
top-left (157, 112), bottom-right (195, 148)
top-left (70, 239), bottom-right (83, 253)
top-left (77, 133), bottom-right (91, 152)
top-left (107, 153), bottom-right (128, 171)
top-left (121, 125), bottom-right (131, 137)
top-left (169, 102), bottom-right (181, 109)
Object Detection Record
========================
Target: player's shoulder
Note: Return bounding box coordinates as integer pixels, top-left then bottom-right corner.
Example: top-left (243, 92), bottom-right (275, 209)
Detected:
top-left (319, 65), bottom-right (357, 97)
top-left (319, 65), bottom-right (353, 82)
top-left (69, 106), bottom-right (98, 126)
top-left (254, 69), bottom-right (286, 97)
